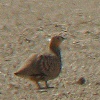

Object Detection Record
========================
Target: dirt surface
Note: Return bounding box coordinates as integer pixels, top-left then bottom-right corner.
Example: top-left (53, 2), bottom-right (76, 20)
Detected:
top-left (0, 0), bottom-right (100, 100)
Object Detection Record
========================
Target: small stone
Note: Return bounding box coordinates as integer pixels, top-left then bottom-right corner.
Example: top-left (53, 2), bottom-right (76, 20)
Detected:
top-left (72, 41), bottom-right (79, 44)
top-left (24, 38), bottom-right (32, 43)
top-left (46, 38), bottom-right (51, 42)
top-left (93, 93), bottom-right (98, 95)
top-left (84, 30), bottom-right (91, 34)
top-left (7, 83), bottom-right (19, 89)
top-left (95, 82), bottom-right (100, 85)
top-left (11, 90), bottom-right (18, 94)
top-left (76, 77), bottom-right (86, 85)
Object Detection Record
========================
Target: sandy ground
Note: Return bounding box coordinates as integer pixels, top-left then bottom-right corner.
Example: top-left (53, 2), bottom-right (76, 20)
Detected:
top-left (0, 0), bottom-right (100, 100)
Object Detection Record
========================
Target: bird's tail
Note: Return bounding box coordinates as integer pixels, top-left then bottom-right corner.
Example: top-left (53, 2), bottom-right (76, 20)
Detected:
top-left (14, 72), bottom-right (19, 76)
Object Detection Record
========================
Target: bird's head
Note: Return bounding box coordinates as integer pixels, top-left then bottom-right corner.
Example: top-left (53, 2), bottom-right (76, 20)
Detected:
top-left (50, 35), bottom-right (66, 47)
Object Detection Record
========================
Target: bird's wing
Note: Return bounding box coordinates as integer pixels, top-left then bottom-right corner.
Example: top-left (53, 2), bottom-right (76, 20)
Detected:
top-left (15, 53), bottom-right (61, 78)
top-left (37, 54), bottom-right (61, 77)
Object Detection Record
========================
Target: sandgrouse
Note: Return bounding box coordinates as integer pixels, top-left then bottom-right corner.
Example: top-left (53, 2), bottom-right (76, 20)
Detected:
top-left (14, 36), bottom-right (66, 89)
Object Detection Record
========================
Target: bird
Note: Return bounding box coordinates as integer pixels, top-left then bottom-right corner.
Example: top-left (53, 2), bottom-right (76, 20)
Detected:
top-left (14, 35), bottom-right (66, 89)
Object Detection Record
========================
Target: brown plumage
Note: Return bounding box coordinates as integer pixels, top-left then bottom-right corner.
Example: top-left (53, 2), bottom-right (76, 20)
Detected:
top-left (14, 36), bottom-right (66, 89)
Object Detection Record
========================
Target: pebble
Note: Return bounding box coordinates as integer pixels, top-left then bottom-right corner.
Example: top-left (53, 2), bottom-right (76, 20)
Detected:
top-left (76, 77), bottom-right (86, 85)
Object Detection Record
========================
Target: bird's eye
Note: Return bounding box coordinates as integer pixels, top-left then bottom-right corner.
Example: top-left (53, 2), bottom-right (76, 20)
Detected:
top-left (58, 37), bottom-right (63, 40)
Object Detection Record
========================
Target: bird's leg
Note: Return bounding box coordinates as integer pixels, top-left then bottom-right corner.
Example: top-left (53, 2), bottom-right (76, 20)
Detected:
top-left (35, 80), bottom-right (54, 89)
top-left (45, 81), bottom-right (54, 89)
top-left (35, 81), bottom-right (43, 89)
top-left (35, 81), bottom-right (47, 89)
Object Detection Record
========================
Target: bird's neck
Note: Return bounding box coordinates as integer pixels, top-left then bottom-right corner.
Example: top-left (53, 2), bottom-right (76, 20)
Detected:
top-left (50, 44), bottom-right (61, 59)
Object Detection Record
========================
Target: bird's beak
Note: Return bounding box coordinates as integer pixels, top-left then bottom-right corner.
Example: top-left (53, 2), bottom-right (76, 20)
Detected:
top-left (47, 38), bottom-right (51, 42)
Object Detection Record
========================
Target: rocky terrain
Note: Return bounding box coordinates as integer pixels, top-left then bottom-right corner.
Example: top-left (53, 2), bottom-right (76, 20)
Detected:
top-left (0, 0), bottom-right (100, 100)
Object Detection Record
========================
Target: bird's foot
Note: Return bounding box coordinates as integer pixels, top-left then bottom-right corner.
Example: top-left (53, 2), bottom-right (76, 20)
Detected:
top-left (45, 81), bottom-right (54, 89)
top-left (39, 87), bottom-right (47, 89)
top-left (36, 87), bottom-right (48, 92)
top-left (46, 86), bottom-right (54, 89)
top-left (38, 86), bottom-right (54, 90)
